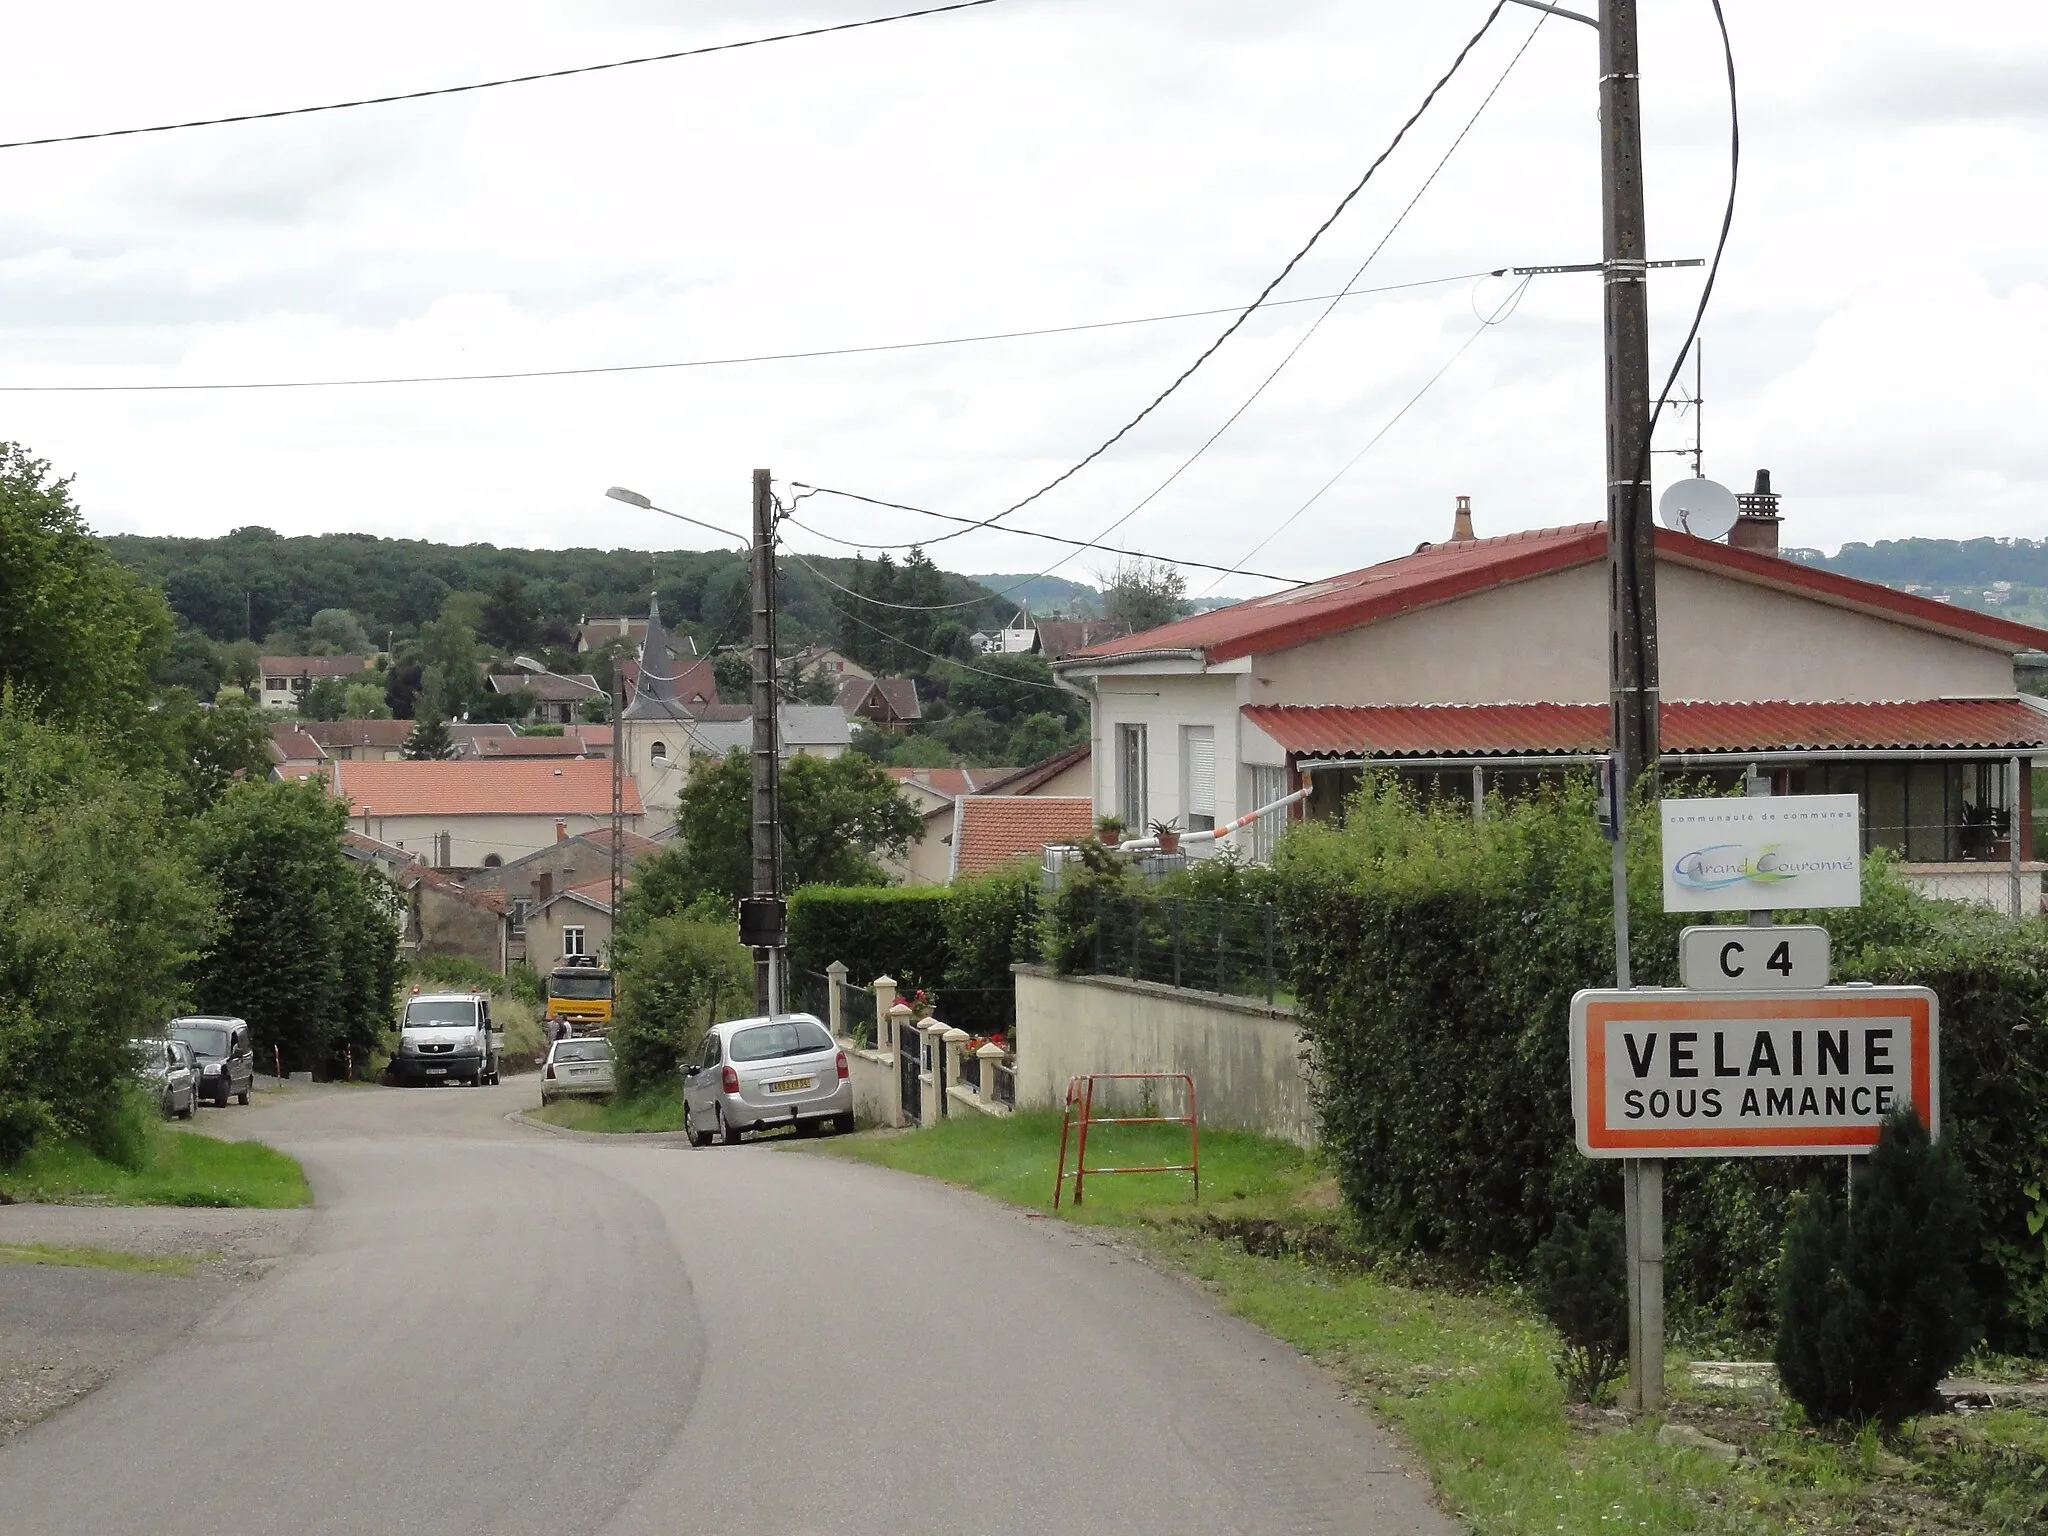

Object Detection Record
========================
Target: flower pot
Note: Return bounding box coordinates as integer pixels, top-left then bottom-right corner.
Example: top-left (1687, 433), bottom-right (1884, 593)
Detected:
top-left (1098, 828), bottom-right (1122, 846)
top-left (1157, 832), bottom-right (1181, 854)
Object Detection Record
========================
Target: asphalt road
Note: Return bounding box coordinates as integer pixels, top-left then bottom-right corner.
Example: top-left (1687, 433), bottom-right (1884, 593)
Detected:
top-left (0, 1083), bottom-right (1451, 1536)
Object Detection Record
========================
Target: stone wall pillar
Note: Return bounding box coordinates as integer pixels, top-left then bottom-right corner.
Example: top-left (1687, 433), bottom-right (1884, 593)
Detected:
top-left (826, 960), bottom-right (848, 1038)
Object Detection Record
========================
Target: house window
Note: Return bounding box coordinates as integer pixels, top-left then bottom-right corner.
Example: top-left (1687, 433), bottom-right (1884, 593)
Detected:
top-left (563, 925), bottom-right (586, 957)
top-left (1181, 725), bottom-right (1216, 832)
top-left (1247, 765), bottom-right (1287, 864)
top-left (264, 675), bottom-right (287, 691)
top-left (650, 740), bottom-right (668, 762)
top-left (510, 899), bottom-right (530, 935)
top-left (482, 853), bottom-right (502, 868)
top-left (1117, 724), bottom-right (1147, 830)
top-left (290, 676), bottom-right (309, 692)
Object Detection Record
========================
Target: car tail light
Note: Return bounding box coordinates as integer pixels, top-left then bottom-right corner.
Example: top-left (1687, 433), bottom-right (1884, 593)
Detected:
top-left (544, 1065), bottom-right (556, 1079)
top-left (836, 1051), bottom-right (849, 1081)
top-left (720, 1065), bottom-right (739, 1094)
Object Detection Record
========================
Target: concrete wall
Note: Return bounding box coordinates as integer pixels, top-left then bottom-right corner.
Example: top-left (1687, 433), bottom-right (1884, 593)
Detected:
top-left (1013, 965), bottom-right (1315, 1145)
top-left (525, 899), bottom-right (614, 969)
top-left (845, 1048), bottom-right (895, 1126)
top-left (412, 886), bottom-right (507, 972)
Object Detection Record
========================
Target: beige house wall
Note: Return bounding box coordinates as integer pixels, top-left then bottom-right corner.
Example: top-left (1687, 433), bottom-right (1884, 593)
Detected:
top-left (524, 899), bottom-right (614, 969)
top-left (1249, 561), bottom-right (2014, 708)
top-left (1013, 967), bottom-right (1314, 1145)
top-left (357, 811), bottom-right (642, 870)
top-left (1091, 673), bottom-right (1251, 845)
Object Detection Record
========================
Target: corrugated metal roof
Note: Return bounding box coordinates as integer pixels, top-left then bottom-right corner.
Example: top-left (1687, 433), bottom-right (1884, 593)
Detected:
top-left (1243, 698), bottom-right (2048, 757)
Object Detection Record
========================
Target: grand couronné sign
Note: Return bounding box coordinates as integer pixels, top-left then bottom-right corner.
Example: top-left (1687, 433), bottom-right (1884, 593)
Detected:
top-left (1658, 794), bottom-right (1862, 912)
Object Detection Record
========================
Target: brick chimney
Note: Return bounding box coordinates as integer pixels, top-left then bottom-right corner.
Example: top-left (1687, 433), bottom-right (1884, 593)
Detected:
top-left (1451, 494), bottom-right (1475, 542)
top-left (1730, 469), bottom-right (1781, 556)
top-left (555, 818), bottom-right (568, 842)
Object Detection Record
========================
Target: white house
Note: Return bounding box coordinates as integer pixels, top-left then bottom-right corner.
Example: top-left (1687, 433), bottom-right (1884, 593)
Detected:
top-left (330, 758), bottom-right (645, 870)
top-left (1053, 486), bottom-right (2048, 899)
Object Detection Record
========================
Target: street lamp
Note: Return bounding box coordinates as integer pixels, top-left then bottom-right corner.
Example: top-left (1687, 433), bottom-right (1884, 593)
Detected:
top-left (514, 655), bottom-right (623, 945)
top-left (605, 485), bottom-right (751, 553)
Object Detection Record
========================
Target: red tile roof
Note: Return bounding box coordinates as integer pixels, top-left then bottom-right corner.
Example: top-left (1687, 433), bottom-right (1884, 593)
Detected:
top-left (260, 655), bottom-right (369, 678)
top-left (1065, 525), bottom-right (2048, 665)
top-left (886, 767), bottom-right (1011, 798)
top-left (1243, 698), bottom-right (2048, 758)
top-left (331, 759), bottom-right (643, 817)
top-left (994, 741), bottom-right (1090, 795)
top-left (466, 735), bottom-right (591, 758)
top-left (951, 796), bottom-right (1095, 877)
top-left (299, 718), bottom-right (412, 749)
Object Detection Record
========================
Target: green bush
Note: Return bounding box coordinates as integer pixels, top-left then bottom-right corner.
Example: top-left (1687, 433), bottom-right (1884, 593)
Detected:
top-left (611, 912), bottom-right (751, 1095)
top-left (407, 955), bottom-right (512, 996)
top-left (942, 865), bottom-right (1039, 1034)
top-left (787, 885), bottom-right (953, 996)
top-left (1531, 1208), bottom-right (1630, 1404)
top-left (1774, 1110), bottom-right (1980, 1426)
top-left (1279, 773), bottom-right (2048, 1350)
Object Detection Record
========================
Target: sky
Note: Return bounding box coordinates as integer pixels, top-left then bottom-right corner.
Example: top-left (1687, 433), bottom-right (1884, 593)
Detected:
top-left (2, 0), bottom-right (2045, 599)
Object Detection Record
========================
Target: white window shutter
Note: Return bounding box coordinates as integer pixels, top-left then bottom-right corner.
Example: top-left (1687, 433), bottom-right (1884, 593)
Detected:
top-left (1184, 727), bottom-right (1215, 819)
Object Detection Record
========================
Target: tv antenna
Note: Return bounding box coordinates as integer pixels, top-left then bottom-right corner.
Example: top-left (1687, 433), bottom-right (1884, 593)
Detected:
top-left (1651, 337), bottom-right (1705, 478)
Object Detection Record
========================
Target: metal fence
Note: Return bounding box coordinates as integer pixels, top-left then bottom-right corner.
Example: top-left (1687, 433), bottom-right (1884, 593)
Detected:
top-left (1075, 892), bottom-right (1289, 1004)
top-left (791, 968), bottom-right (875, 1044)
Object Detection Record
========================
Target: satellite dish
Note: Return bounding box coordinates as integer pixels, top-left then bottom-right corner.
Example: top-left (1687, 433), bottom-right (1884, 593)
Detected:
top-left (1658, 477), bottom-right (1739, 540)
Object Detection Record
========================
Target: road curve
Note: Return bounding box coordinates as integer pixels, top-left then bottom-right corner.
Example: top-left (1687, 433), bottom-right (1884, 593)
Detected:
top-left (0, 1083), bottom-right (1450, 1536)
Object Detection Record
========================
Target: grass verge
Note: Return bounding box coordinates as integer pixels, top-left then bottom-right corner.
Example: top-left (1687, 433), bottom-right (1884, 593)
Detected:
top-left (0, 1241), bottom-right (201, 1276)
top-left (0, 1128), bottom-right (311, 1208)
top-left (816, 1111), bottom-right (2048, 1535)
top-left (528, 1090), bottom-right (687, 1134)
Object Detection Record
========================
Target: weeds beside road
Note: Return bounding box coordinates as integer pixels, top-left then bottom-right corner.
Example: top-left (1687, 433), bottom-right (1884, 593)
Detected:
top-left (527, 1091), bottom-right (687, 1135)
top-left (0, 1123), bottom-right (310, 1208)
top-left (815, 1112), bottom-right (2048, 1535)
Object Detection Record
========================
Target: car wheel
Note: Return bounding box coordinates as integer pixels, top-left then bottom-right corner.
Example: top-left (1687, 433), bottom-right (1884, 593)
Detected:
top-left (687, 1106), bottom-right (712, 1148)
top-left (179, 1094), bottom-right (195, 1121)
top-left (717, 1106), bottom-right (742, 1146)
top-left (236, 1088), bottom-right (250, 1106)
top-left (833, 1110), bottom-right (856, 1136)
top-left (215, 1085), bottom-right (232, 1108)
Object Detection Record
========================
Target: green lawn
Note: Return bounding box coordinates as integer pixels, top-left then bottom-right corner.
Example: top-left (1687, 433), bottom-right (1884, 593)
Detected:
top-left (814, 1111), bottom-right (2048, 1535)
top-left (0, 1128), bottom-right (311, 1208)
top-left (0, 1241), bottom-right (201, 1276)
top-left (528, 1090), bottom-right (688, 1134)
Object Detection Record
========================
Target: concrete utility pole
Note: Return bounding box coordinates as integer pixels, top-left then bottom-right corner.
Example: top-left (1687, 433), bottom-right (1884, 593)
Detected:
top-left (1602, 0), bottom-right (1659, 794)
top-left (1600, 0), bottom-right (1664, 1415)
top-left (610, 677), bottom-right (623, 931)
top-left (749, 467), bottom-right (785, 1015)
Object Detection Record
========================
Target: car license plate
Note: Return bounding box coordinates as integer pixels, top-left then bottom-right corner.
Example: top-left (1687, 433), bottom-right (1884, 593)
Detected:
top-left (767, 1077), bottom-right (813, 1093)
top-left (425, 1066), bottom-right (447, 1076)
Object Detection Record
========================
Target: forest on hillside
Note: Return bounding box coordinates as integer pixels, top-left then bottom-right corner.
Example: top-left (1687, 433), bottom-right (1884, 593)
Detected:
top-left (100, 529), bottom-right (1197, 769)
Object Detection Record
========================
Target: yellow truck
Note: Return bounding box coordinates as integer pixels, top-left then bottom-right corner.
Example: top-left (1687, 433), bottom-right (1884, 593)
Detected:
top-left (546, 956), bottom-right (613, 1031)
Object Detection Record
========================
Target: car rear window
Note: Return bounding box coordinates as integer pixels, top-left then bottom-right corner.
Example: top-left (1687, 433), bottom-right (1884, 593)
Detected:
top-left (553, 1040), bottom-right (611, 1062)
top-left (728, 1020), bottom-right (834, 1063)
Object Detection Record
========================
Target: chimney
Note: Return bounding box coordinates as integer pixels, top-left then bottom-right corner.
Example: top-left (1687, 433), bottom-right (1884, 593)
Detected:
top-left (1451, 495), bottom-right (1475, 542)
top-left (555, 818), bottom-right (568, 842)
top-left (1730, 469), bottom-right (1781, 556)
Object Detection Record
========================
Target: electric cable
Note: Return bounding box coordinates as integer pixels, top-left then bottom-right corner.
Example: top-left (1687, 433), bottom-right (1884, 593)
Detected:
top-left (1622, 0), bottom-right (1737, 760)
top-left (0, 1), bottom-right (999, 151)
top-left (0, 271), bottom-right (1494, 395)
top-left (799, 4), bottom-right (1544, 575)
top-left (1198, 273), bottom-right (1532, 593)
top-left (803, 578), bottom-right (1074, 694)
top-left (776, 504), bottom-right (1300, 585)
top-left (850, 0), bottom-right (1513, 550)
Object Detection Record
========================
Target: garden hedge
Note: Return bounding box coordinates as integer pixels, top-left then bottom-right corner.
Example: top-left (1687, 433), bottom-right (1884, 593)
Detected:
top-left (1278, 774), bottom-right (2048, 1351)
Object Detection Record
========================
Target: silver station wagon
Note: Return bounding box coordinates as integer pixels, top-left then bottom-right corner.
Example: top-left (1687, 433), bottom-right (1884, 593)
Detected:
top-left (683, 1014), bottom-right (854, 1146)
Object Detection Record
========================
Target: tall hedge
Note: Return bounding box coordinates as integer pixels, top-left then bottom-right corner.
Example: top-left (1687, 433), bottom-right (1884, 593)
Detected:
top-left (1279, 774), bottom-right (2048, 1350)
top-left (786, 865), bottom-right (1041, 1036)
top-left (788, 886), bottom-right (953, 997)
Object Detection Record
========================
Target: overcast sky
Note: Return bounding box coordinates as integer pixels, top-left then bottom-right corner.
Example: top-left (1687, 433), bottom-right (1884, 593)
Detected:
top-left (3, 1), bottom-right (2045, 598)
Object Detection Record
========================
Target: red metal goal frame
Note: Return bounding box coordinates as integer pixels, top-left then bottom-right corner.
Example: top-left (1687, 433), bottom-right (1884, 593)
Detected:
top-left (1052, 1073), bottom-right (1200, 1209)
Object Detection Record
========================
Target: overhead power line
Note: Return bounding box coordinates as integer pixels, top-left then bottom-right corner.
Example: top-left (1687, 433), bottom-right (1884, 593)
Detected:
top-left (0, 271), bottom-right (1491, 395)
top-left (0, 0), bottom-right (999, 152)
top-left (878, 0), bottom-right (1513, 551)
top-left (777, 500), bottom-right (1299, 585)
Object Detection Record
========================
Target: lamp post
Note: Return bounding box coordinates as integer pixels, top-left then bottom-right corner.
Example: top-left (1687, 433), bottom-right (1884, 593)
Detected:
top-left (513, 657), bottom-right (621, 937)
top-left (603, 482), bottom-right (782, 1014)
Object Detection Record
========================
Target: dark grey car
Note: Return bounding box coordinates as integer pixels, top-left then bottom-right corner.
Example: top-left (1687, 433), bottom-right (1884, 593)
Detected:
top-left (169, 1016), bottom-right (255, 1107)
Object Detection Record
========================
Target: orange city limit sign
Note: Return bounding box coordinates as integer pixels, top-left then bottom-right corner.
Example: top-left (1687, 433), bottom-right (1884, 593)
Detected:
top-left (1569, 987), bottom-right (1939, 1159)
